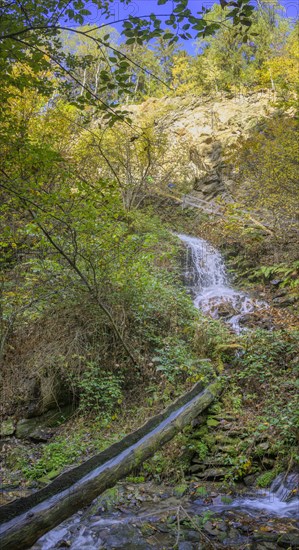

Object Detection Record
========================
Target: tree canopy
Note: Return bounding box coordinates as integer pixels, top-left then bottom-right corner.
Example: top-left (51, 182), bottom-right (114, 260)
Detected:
top-left (0, 0), bottom-right (256, 119)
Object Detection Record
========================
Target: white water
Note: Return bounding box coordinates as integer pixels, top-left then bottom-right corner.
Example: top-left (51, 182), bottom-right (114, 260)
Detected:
top-left (33, 473), bottom-right (299, 549)
top-left (207, 473), bottom-right (299, 518)
top-left (177, 233), bottom-right (267, 332)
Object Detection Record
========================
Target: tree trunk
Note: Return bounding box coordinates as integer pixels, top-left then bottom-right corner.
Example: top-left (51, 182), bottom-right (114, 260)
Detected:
top-left (0, 380), bottom-right (222, 550)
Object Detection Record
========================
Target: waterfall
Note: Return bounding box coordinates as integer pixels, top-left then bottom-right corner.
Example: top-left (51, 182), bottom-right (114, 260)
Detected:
top-left (228, 473), bottom-right (299, 517)
top-left (177, 233), bottom-right (267, 332)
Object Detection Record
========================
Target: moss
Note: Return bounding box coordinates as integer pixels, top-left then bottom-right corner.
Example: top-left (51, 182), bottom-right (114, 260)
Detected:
top-left (256, 470), bottom-right (278, 488)
top-left (96, 486), bottom-right (119, 511)
top-left (173, 483), bottom-right (189, 497)
top-left (195, 486), bottom-right (208, 497)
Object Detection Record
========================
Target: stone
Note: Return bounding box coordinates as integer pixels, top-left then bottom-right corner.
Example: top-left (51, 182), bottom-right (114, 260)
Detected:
top-left (244, 474), bottom-right (257, 487)
top-left (273, 295), bottom-right (298, 307)
top-left (0, 418), bottom-right (15, 437)
top-left (216, 302), bottom-right (237, 318)
top-left (197, 467), bottom-right (227, 480)
top-left (183, 530), bottom-right (201, 542)
top-left (173, 483), bottom-right (189, 498)
top-left (29, 428), bottom-right (54, 442)
top-left (15, 405), bottom-right (74, 439)
top-left (270, 279), bottom-right (283, 286)
top-left (178, 542), bottom-right (194, 550)
top-left (189, 464), bottom-right (205, 473)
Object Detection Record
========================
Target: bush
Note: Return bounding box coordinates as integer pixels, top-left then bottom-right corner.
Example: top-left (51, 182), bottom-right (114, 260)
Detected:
top-left (78, 364), bottom-right (123, 418)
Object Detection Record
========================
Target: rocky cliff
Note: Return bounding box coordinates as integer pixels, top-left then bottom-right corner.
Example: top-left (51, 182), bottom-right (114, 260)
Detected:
top-left (129, 91), bottom-right (275, 200)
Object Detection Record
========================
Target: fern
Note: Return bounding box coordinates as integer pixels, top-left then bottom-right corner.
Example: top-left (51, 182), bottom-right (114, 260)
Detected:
top-left (249, 260), bottom-right (299, 288)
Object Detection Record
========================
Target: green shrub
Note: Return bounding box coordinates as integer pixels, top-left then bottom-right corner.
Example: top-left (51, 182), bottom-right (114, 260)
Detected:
top-left (78, 364), bottom-right (123, 417)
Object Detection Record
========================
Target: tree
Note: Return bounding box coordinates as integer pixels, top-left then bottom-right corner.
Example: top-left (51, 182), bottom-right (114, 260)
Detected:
top-left (172, 51), bottom-right (197, 95)
top-left (60, 25), bottom-right (121, 98)
top-left (259, 21), bottom-right (299, 105)
top-left (74, 112), bottom-right (192, 210)
top-left (0, 89), bottom-right (140, 363)
top-left (233, 115), bottom-right (299, 237)
top-left (0, 1), bottom-right (256, 120)
top-left (193, 2), bottom-right (291, 93)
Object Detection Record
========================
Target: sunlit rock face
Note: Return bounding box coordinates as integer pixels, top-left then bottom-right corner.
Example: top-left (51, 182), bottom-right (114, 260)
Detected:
top-left (128, 91), bottom-right (275, 200)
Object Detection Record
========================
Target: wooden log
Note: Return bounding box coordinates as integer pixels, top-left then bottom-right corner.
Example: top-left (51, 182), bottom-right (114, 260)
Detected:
top-left (0, 380), bottom-right (221, 550)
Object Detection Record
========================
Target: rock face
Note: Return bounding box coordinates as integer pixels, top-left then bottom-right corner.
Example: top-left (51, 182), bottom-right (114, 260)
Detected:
top-left (129, 92), bottom-right (274, 200)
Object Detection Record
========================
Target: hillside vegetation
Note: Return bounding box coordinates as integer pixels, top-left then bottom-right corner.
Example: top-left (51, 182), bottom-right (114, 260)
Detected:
top-left (0, 1), bottom-right (298, 498)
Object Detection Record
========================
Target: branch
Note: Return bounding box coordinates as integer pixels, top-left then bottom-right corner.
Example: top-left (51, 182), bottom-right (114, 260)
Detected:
top-left (11, 36), bottom-right (134, 129)
top-left (32, 216), bottom-right (138, 365)
top-left (1, 24), bottom-right (172, 91)
top-left (0, 177), bottom-right (138, 365)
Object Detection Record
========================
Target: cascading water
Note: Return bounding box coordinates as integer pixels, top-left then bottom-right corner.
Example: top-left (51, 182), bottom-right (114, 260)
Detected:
top-left (177, 234), bottom-right (299, 519)
top-left (177, 233), bottom-right (267, 332)
top-left (230, 472), bottom-right (299, 517)
top-left (195, 472), bottom-right (299, 518)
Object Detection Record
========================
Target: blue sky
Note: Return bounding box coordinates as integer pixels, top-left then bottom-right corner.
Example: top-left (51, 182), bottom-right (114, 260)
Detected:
top-left (83, 1), bottom-right (298, 54)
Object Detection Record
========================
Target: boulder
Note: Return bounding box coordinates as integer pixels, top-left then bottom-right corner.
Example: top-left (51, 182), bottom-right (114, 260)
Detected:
top-left (16, 405), bottom-right (74, 439)
top-left (0, 418), bottom-right (15, 437)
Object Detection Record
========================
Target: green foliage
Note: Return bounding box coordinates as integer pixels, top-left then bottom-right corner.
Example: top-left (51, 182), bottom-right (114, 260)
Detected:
top-left (77, 365), bottom-right (123, 417)
top-left (195, 486), bottom-right (208, 497)
top-left (125, 475), bottom-right (145, 483)
top-left (187, 441), bottom-right (209, 461)
top-left (0, 0), bottom-right (255, 120)
top-left (14, 419), bottom-right (121, 482)
top-left (227, 455), bottom-right (252, 481)
top-left (249, 261), bottom-right (299, 289)
top-left (172, 3), bottom-right (291, 96)
top-left (151, 337), bottom-right (197, 383)
top-left (193, 315), bottom-right (236, 373)
top-left (232, 328), bottom-right (299, 455)
top-left (142, 451), bottom-right (171, 481)
top-left (256, 470), bottom-right (278, 488)
top-left (233, 116), bottom-right (299, 237)
top-left (236, 329), bottom-right (299, 385)
top-left (22, 436), bottom-right (89, 480)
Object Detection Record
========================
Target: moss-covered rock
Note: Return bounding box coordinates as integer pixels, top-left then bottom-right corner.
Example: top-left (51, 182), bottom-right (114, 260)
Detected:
top-left (0, 419), bottom-right (15, 437)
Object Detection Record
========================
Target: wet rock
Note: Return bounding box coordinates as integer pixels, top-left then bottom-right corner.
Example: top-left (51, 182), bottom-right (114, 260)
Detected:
top-left (216, 302), bottom-right (237, 318)
top-left (57, 540), bottom-right (71, 548)
top-left (178, 542), bottom-right (194, 550)
top-left (244, 474), bottom-right (257, 487)
top-left (100, 524), bottom-right (150, 549)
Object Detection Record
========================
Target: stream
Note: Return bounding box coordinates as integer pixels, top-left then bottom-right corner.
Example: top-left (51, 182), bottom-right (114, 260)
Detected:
top-left (21, 236), bottom-right (299, 548)
top-left (28, 234), bottom-right (299, 550)
top-left (31, 474), bottom-right (299, 549)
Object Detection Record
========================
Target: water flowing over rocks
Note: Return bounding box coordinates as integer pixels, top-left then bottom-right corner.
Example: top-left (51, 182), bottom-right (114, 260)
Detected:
top-left (27, 235), bottom-right (298, 550)
top-left (177, 233), bottom-right (267, 332)
top-left (31, 475), bottom-right (299, 550)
